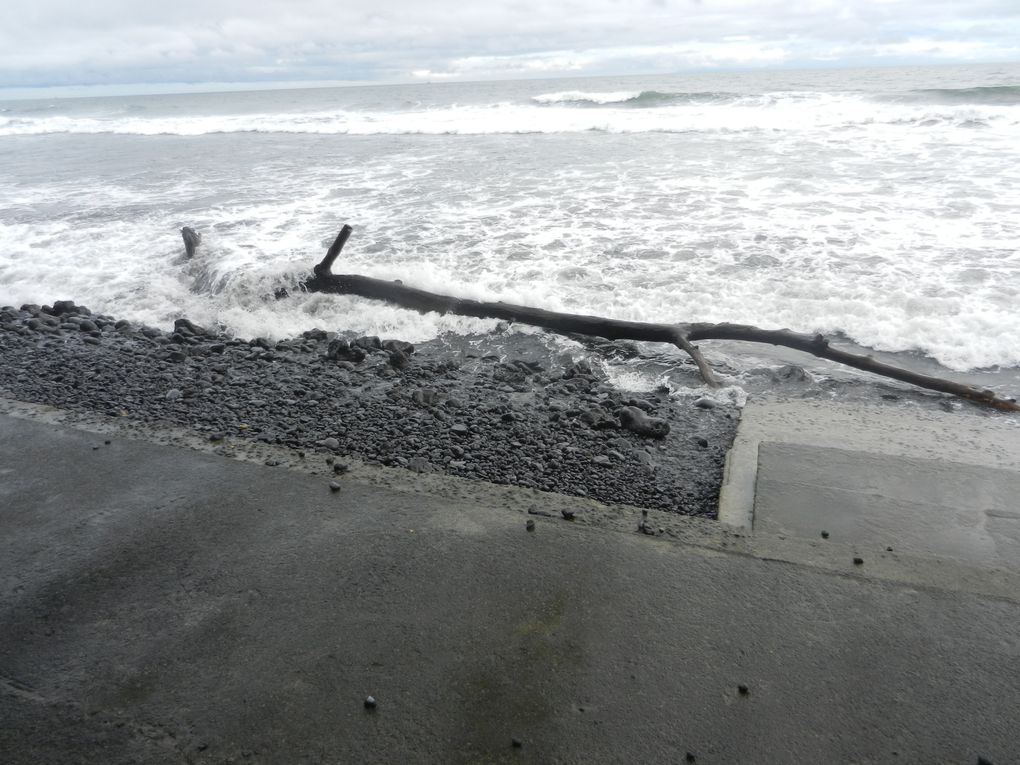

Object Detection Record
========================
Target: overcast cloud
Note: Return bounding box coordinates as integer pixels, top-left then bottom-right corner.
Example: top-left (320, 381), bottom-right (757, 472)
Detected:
top-left (1, 0), bottom-right (1018, 92)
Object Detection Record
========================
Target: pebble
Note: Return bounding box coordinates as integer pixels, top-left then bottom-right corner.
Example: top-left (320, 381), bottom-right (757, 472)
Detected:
top-left (618, 406), bottom-right (670, 438)
top-left (853, 557), bottom-right (864, 566)
top-left (363, 696), bottom-right (377, 710)
top-left (693, 397), bottom-right (717, 410)
top-left (511, 738), bottom-right (523, 748)
top-left (820, 531), bottom-right (829, 539)
top-left (526, 520), bottom-right (535, 532)
top-left (388, 349), bottom-right (409, 369)
top-left (407, 456), bottom-right (430, 473)
top-left (412, 388), bottom-right (440, 406)
top-left (320, 437), bottom-right (340, 450)
top-left (165, 388), bottom-right (183, 401)
top-left (329, 481), bottom-right (342, 492)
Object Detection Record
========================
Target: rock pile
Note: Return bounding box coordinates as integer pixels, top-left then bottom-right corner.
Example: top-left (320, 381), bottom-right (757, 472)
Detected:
top-left (0, 301), bottom-right (738, 516)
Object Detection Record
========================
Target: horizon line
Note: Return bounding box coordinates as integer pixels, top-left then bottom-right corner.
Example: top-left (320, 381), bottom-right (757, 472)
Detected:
top-left (0, 59), bottom-right (1014, 103)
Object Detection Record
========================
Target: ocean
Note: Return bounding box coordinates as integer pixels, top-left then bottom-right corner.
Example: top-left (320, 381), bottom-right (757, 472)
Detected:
top-left (1, 63), bottom-right (1018, 398)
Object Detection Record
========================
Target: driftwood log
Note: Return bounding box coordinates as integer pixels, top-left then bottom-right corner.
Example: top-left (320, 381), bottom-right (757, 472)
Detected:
top-left (189, 224), bottom-right (1020, 411)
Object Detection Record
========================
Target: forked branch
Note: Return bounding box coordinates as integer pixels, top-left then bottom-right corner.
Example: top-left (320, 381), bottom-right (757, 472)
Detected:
top-left (244, 223), bottom-right (1019, 411)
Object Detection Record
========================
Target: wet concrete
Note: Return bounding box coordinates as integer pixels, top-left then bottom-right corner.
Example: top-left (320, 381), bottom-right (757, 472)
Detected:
top-left (755, 442), bottom-right (1020, 572)
top-left (1, 413), bottom-right (1019, 763)
top-left (718, 399), bottom-right (1020, 531)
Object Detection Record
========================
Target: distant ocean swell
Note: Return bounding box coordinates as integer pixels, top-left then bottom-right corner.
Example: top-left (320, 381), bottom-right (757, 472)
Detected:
top-left (530, 89), bottom-right (730, 106)
top-left (1, 88), bottom-right (1016, 137)
top-left (894, 85), bottom-right (1020, 105)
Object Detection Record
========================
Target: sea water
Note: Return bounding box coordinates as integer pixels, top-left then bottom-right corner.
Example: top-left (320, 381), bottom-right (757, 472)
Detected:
top-left (1, 63), bottom-right (1018, 394)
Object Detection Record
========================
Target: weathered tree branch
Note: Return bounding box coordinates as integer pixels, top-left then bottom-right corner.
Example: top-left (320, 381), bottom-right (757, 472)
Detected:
top-left (229, 223), bottom-right (1019, 411)
top-left (314, 224), bottom-right (353, 278)
top-left (679, 323), bottom-right (1018, 411)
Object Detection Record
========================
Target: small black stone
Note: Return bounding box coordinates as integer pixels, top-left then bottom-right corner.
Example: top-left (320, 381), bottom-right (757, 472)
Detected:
top-left (977, 757), bottom-right (994, 765)
top-left (820, 530), bottom-right (829, 539)
top-left (364, 695), bottom-right (377, 710)
top-left (696, 437), bottom-right (709, 448)
top-left (511, 738), bottom-right (523, 749)
top-left (738, 684), bottom-right (749, 696)
top-left (685, 754), bottom-right (696, 763)
top-left (561, 510), bottom-right (575, 521)
top-left (853, 557), bottom-right (864, 566)
top-left (526, 519), bottom-right (535, 532)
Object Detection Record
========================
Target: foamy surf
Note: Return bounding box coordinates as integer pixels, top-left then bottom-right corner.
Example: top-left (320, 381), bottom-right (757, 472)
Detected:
top-left (1, 64), bottom-right (1019, 380)
top-left (0, 90), bottom-right (1016, 137)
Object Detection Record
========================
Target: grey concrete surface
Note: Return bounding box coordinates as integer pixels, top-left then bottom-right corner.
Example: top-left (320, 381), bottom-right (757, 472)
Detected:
top-left (2, 414), bottom-right (1019, 764)
top-left (718, 400), bottom-right (1020, 531)
top-left (755, 442), bottom-right (1020, 573)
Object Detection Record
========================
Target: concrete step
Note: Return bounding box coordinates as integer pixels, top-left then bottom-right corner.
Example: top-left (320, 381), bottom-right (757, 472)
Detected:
top-left (754, 442), bottom-right (1020, 573)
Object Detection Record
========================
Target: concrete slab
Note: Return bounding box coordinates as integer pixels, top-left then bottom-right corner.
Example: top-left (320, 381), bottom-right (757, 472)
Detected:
top-left (718, 400), bottom-right (1020, 531)
top-left (755, 442), bottom-right (1020, 572)
top-left (2, 414), bottom-right (1019, 763)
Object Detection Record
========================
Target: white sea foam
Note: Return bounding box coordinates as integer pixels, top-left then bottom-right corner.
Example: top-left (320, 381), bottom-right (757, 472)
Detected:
top-left (0, 93), bottom-right (1015, 137)
top-left (531, 90), bottom-right (645, 104)
top-left (2, 73), bottom-right (1019, 374)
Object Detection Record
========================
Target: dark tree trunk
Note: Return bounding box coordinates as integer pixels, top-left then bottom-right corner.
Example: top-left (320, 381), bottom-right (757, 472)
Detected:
top-left (221, 223), bottom-right (1020, 411)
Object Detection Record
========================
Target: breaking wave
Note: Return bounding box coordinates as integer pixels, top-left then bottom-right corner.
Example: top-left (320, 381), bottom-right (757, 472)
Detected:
top-left (0, 92), bottom-right (1016, 137)
top-left (530, 89), bottom-right (731, 106)
top-left (904, 85), bottom-right (1020, 106)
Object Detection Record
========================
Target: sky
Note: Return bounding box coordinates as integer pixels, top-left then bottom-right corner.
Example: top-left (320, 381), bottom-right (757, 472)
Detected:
top-left (1, 0), bottom-right (1018, 95)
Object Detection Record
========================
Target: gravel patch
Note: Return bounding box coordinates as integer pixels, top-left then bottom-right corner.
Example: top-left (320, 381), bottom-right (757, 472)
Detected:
top-left (0, 301), bottom-right (738, 517)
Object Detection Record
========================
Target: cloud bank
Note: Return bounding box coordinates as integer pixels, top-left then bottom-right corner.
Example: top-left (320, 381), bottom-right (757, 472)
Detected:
top-left (1, 0), bottom-right (1018, 91)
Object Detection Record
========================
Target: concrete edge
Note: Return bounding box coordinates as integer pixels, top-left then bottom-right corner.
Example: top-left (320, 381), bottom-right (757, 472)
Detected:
top-left (0, 395), bottom-right (726, 549)
top-left (6, 395), bottom-right (1020, 603)
top-left (716, 429), bottom-right (757, 532)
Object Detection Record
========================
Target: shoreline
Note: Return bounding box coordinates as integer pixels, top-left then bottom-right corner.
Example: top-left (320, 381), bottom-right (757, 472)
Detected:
top-left (0, 301), bottom-right (738, 517)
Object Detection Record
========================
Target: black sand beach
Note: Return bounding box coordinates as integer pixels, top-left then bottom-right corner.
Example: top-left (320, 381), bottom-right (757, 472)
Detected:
top-left (0, 301), bottom-right (737, 517)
